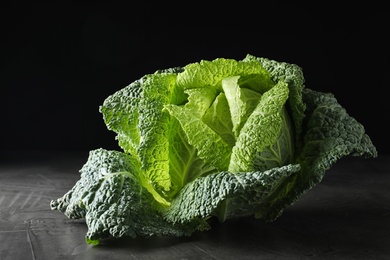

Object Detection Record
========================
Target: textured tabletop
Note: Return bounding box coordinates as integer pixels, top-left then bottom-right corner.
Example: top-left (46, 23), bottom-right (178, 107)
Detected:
top-left (0, 151), bottom-right (389, 260)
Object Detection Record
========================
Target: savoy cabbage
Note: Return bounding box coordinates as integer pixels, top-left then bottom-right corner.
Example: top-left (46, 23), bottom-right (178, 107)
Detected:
top-left (50, 54), bottom-right (377, 245)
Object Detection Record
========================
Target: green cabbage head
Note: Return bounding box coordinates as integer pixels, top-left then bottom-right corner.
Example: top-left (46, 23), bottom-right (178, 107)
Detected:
top-left (50, 54), bottom-right (377, 245)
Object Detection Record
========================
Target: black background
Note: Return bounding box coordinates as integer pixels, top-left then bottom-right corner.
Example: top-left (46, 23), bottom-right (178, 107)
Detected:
top-left (1, 2), bottom-right (388, 155)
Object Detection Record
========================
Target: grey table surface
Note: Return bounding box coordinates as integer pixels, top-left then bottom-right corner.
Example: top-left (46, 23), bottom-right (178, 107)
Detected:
top-left (0, 150), bottom-right (389, 260)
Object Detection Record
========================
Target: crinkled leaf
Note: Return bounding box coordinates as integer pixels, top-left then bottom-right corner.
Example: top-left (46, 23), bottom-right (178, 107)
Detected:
top-left (202, 92), bottom-right (235, 147)
top-left (137, 72), bottom-right (180, 193)
top-left (99, 79), bottom-right (142, 157)
top-left (50, 148), bottom-right (209, 244)
top-left (167, 118), bottom-right (217, 198)
top-left (228, 80), bottom-right (290, 172)
top-left (177, 58), bottom-right (274, 91)
top-left (253, 88), bottom-right (378, 221)
top-left (222, 76), bottom-right (262, 138)
top-left (184, 87), bottom-right (218, 117)
top-left (164, 104), bottom-right (232, 171)
top-left (164, 164), bottom-right (301, 223)
top-left (244, 54), bottom-right (306, 149)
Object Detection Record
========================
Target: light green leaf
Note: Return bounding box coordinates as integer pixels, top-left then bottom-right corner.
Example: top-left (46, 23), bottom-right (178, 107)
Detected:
top-left (244, 54), bottom-right (306, 149)
top-left (177, 58), bottom-right (274, 91)
top-left (229, 80), bottom-right (290, 172)
top-left (222, 75), bottom-right (262, 137)
top-left (164, 104), bottom-right (232, 171)
top-left (137, 72), bottom-right (186, 194)
top-left (184, 87), bottom-right (218, 117)
top-left (202, 92), bottom-right (235, 147)
top-left (166, 118), bottom-right (216, 198)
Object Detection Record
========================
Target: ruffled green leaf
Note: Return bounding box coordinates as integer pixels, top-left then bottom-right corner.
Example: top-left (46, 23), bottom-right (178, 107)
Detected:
top-left (164, 164), bottom-right (301, 223)
top-left (50, 149), bottom-right (209, 244)
top-left (228, 80), bottom-right (291, 172)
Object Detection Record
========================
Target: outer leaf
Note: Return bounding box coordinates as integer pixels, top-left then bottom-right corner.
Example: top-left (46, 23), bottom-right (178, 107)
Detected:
top-left (164, 164), bottom-right (301, 223)
top-left (99, 79), bottom-right (143, 156)
top-left (50, 148), bottom-right (209, 244)
top-left (253, 88), bottom-right (378, 221)
top-left (99, 67), bottom-right (185, 157)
